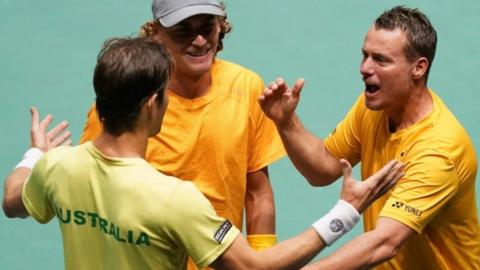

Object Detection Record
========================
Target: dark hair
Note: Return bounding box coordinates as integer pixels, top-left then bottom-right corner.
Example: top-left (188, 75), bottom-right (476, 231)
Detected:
top-left (139, 2), bottom-right (232, 53)
top-left (375, 6), bottom-right (437, 79)
top-left (94, 37), bottom-right (172, 136)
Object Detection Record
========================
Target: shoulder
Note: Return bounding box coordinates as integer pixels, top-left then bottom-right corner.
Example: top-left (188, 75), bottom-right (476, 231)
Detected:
top-left (213, 59), bottom-right (263, 85)
top-left (431, 92), bottom-right (470, 138)
top-left (161, 181), bottom-right (215, 215)
top-left (425, 91), bottom-right (475, 157)
top-left (40, 145), bottom-right (80, 167)
top-left (169, 181), bottom-right (207, 203)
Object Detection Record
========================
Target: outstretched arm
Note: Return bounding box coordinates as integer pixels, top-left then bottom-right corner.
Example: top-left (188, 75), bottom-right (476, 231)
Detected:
top-left (303, 217), bottom-right (414, 270)
top-left (210, 159), bottom-right (404, 270)
top-left (259, 78), bottom-right (343, 186)
top-left (3, 107), bottom-right (71, 218)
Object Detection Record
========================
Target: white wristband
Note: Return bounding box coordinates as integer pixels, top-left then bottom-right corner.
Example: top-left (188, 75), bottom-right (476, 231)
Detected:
top-left (15, 148), bottom-right (44, 170)
top-left (312, 199), bottom-right (360, 246)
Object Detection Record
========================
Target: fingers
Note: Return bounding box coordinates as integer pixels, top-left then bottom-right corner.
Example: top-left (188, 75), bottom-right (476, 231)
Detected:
top-left (340, 159), bottom-right (353, 180)
top-left (367, 160), bottom-right (405, 195)
top-left (292, 78), bottom-right (305, 97)
top-left (366, 160), bottom-right (398, 184)
top-left (381, 161), bottom-right (404, 186)
top-left (259, 78), bottom-right (284, 102)
top-left (39, 114), bottom-right (53, 133)
top-left (30, 107), bottom-right (39, 131)
top-left (50, 130), bottom-right (72, 147)
top-left (47, 120), bottom-right (69, 141)
top-left (28, 107), bottom-right (72, 151)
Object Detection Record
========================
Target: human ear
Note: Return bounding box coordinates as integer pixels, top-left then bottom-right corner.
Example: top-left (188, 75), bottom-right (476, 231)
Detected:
top-left (145, 93), bottom-right (159, 113)
top-left (145, 22), bottom-right (164, 43)
top-left (412, 57), bottom-right (428, 79)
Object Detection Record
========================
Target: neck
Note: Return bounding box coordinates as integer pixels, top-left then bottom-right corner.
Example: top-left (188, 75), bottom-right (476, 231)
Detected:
top-left (93, 130), bottom-right (149, 159)
top-left (169, 69), bottom-right (212, 99)
top-left (387, 86), bottom-right (433, 132)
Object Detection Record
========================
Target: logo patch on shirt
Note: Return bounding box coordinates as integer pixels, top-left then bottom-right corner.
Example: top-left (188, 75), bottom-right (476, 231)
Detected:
top-left (214, 220), bottom-right (232, 243)
top-left (391, 201), bottom-right (423, 217)
top-left (392, 201), bottom-right (404, 208)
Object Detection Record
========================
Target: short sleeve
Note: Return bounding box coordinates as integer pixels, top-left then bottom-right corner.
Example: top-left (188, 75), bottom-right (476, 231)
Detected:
top-left (324, 95), bottom-right (364, 165)
top-left (380, 151), bottom-right (459, 233)
top-left (165, 182), bottom-right (240, 268)
top-left (247, 74), bottom-right (286, 172)
top-left (22, 156), bottom-right (55, 223)
top-left (79, 104), bottom-right (103, 144)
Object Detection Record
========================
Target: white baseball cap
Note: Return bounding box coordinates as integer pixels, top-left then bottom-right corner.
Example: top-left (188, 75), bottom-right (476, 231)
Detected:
top-left (152, 0), bottom-right (225, 27)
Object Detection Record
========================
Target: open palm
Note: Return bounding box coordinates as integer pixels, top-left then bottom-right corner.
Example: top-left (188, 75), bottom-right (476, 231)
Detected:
top-left (258, 78), bottom-right (304, 125)
top-left (339, 159), bottom-right (404, 213)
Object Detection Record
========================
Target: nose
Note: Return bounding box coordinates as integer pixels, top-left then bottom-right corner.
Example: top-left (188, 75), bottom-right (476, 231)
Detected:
top-left (192, 34), bottom-right (207, 46)
top-left (360, 57), bottom-right (374, 78)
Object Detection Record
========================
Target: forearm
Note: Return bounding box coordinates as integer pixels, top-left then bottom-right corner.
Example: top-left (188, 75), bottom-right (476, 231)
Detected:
top-left (3, 168), bottom-right (31, 218)
top-left (304, 218), bottom-right (412, 270)
top-left (308, 232), bottom-right (389, 270)
top-left (277, 114), bottom-right (341, 186)
top-left (245, 168), bottom-right (275, 234)
top-left (214, 229), bottom-right (325, 270)
top-left (245, 194), bottom-right (275, 234)
top-left (248, 199), bottom-right (361, 269)
top-left (259, 228), bottom-right (325, 269)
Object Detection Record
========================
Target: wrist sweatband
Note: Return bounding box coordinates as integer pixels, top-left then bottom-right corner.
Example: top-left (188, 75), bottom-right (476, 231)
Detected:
top-left (312, 199), bottom-right (360, 246)
top-left (15, 148), bottom-right (44, 170)
top-left (247, 234), bottom-right (277, 251)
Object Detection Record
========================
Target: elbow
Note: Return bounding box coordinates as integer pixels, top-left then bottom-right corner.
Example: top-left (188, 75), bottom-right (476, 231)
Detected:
top-left (3, 200), bottom-right (15, 218)
top-left (378, 242), bottom-right (401, 262)
top-left (302, 168), bottom-right (340, 187)
top-left (306, 178), bottom-right (324, 187)
top-left (2, 197), bottom-right (26, 219)
top-left (305, 176), bottom-right (336, 187)
top-left (372, 232), bottom-right (405, 264)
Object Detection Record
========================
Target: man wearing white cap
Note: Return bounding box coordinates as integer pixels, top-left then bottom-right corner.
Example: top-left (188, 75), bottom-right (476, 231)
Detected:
top-left (81, 2), bottom-right (286, 269)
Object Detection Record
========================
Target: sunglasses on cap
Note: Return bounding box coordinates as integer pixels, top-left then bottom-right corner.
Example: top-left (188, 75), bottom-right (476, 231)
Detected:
top-left (163, 16), bottom-right (218, 44)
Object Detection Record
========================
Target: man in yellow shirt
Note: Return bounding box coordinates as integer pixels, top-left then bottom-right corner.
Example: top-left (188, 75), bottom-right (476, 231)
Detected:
top-left (3, 36), bottom-right (404, 269)
top-left (80, 2), bottom-right (285, 263)
top-left (260, 6), bottom-right (479, 270)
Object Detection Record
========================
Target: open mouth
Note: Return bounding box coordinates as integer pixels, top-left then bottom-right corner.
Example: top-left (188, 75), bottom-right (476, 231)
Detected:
top-left (187, 49), bottom-right (210, 57)
top-left (365, 84), bottom-right (380, 93)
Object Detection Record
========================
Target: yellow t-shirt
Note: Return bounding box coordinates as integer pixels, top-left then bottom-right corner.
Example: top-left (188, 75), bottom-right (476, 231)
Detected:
top-left (325, 91), bottom-right (480, 270)
top-left (22, 142), bottom-right (240, 270)
top-left (80, 59), bottom-right (286, 230)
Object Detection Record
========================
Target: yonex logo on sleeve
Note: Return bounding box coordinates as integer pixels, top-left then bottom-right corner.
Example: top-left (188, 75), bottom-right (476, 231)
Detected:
top-left (391, 201), bottom-right (423, 216)
top-left (214, 220), bottom-right (232, 243)
top-left (392, 201), bottom-right (404, 208)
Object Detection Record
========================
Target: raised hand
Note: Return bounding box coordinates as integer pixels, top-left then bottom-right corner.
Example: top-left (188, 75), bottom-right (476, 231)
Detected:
top-left (258, 78), bottom-right (305, 125)
top-left (30, 107), bottom-right (72, 152)
top-left (339, 159), bottom-right (404, 213)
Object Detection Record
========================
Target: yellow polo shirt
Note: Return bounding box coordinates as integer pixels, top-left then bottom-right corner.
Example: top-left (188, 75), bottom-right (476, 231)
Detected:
top-left (325, 90), bottom-right (480, 270)
top-left (80, 59), bottom-right (285, 232)
top-left (22, 142), bottom-right (240, 270)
